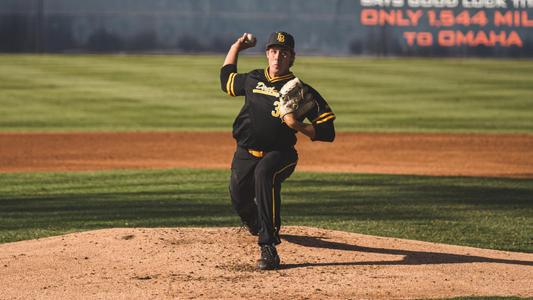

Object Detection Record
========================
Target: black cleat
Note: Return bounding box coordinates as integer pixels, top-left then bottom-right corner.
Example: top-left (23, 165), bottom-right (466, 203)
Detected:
top-left (257, 244), bottom-right (280, 270)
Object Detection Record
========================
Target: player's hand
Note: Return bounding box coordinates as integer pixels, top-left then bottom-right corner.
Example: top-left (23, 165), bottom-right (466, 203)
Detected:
top-left (283, 113), bottom-right (317, 140)
top-left (232, 33), bottom-right (256, 51)
top-left (282, 113), bottom-right (297, 126)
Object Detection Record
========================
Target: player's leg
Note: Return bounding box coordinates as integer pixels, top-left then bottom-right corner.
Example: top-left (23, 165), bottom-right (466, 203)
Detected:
top-left (229, 147), bottom-right (260, 235)
top-left (254, 149), bottom-right (297, 270)
top-left (272, 167), bottom-right (292, 238)
top-left (254, 149), bottom-right (298, 246)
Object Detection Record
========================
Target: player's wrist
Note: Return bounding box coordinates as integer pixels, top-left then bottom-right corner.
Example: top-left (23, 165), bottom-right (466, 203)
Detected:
top-left (231, 37), bottom-right (245, 48)
top-left (282, 113), bottom-right (296, 125)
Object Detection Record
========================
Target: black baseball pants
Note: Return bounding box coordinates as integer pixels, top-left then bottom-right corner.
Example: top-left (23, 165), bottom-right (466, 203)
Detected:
top-left (229, 146), bottom-right (298, 245)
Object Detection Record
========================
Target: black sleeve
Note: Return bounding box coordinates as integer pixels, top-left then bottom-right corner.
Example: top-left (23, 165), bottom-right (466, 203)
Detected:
top-left (220, 64), bottom-right (247, 97)
top-left (303, 85), bottom-right (336, 142)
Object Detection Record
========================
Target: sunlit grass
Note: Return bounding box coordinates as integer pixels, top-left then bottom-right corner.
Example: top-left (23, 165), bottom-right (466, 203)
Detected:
top-left (1, 55), bottom-right (532, 132)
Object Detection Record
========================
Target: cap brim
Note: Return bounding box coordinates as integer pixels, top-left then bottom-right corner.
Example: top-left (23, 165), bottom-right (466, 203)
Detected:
top-left (266, 43), bottom-right (293, 50)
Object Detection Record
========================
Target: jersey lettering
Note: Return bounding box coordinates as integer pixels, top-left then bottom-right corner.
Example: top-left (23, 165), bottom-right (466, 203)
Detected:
top-left (253, 82), bottom-right (279, 97)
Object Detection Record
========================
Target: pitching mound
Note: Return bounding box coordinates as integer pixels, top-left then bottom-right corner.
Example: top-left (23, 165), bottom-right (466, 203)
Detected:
top-left (1, 227), bottom-right (532, 299)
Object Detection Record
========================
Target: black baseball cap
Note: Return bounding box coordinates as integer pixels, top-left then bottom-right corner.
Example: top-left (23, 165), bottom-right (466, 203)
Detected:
top-left (265, 31), bottom-right (295, 51)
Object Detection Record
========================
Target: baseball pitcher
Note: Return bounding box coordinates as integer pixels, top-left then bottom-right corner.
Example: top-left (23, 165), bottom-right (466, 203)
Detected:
top-left (220, 31), bottom-right (336, 270)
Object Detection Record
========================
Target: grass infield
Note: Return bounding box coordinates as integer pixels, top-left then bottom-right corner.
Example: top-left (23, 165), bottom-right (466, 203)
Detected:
top-left (1, 168), bottom-right (531, 253)
top-left (1, 55), bottom-right (532, 133)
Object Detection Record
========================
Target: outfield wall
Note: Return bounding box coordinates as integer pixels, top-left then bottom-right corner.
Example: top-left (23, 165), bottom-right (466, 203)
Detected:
top-left (1, 0), bottom-right (532, 56)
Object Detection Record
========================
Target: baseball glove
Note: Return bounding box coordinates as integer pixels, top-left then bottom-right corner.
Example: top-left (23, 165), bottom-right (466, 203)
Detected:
top-left (278, 77), bottom-right (316, 119)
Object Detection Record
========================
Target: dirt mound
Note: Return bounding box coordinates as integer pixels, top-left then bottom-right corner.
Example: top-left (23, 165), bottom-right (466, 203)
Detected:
top-left (1, 226), bottom-right (531, 299)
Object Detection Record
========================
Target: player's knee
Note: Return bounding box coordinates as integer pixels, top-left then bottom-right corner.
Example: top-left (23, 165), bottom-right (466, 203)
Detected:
top-left (254, 164), bottom-right (274, 181)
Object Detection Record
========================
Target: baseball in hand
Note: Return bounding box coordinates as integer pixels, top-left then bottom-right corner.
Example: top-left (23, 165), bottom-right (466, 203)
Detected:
top-left (244, 33), bottom-right (257, 46)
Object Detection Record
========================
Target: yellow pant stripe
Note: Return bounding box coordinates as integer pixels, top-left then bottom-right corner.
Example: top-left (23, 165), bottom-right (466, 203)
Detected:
top-left (271, 162), bottom-right (297, 229)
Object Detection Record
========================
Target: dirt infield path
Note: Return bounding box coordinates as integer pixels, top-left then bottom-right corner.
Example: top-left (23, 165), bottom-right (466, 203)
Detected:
top-left (1, 132), bottom-right (533, 177)
top-left (1, 226), bottom-right (532, 300)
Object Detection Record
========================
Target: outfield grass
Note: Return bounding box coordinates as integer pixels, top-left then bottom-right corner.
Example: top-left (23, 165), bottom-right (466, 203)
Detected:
top-left (1, 169), bottom-right (531, 253)
top-left (1, 55), bottom-right (532, 133)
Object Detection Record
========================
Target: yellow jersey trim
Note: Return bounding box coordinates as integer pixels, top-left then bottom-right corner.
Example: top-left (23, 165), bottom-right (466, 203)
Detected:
top-left (316, 114), bottom-right (336, 124)
top-left (230, 73), bottom-right (237, 96)
top-left (313, 112), bottom-right (334, 123)
top-left (226, 73), bottom-right (237, 96)
top-left (225, 73), bottom-right (231, 96)
top-left (264, 68), bottom-right (295, 83)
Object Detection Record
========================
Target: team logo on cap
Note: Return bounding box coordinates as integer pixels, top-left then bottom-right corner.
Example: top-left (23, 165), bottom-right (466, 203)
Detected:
top-left (277, 33), bottom-right (285, 43)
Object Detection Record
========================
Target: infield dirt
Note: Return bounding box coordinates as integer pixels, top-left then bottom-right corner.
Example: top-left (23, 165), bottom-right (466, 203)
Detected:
top-left (1, 131), bottom-right (533, 177)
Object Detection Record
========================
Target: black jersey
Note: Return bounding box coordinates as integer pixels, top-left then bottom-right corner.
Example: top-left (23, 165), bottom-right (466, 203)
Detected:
top-left (220, 64), bottom-right (335, 151)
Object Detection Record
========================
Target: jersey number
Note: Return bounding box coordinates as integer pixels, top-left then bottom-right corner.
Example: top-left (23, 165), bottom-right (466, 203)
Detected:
top-left (271, 101), bottom-right (281, 118)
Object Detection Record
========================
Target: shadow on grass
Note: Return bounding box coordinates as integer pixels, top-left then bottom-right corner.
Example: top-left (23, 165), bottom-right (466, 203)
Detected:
top-left (0, 192), bottom-right (235, 229)
top-left (280, 234), bottom-right (533, 269)
top-left (1, 171), bottom-right (532, 250)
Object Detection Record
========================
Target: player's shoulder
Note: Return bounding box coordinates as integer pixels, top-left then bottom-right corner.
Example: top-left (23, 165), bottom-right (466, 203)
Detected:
top-left (300, 81), bottom-right (319, 95)
top-left (248, 69), bottom-right (264, 76)
top-left (301, 81), bottom-right (314, 90)
top-left (241, 69), bottom-right (265, 81)
top-left (300, 80), bottom-right (329, 105)
top-left (232, 68), bottom-right (262, 76)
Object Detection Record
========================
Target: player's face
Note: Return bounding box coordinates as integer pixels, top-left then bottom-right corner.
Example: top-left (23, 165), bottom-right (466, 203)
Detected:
top-left (266, 46), bottom-right (294, 77)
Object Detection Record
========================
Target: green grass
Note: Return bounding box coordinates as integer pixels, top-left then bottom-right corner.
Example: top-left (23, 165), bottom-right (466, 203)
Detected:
top-left (436, 297), bottom-right (532, 300)
top-left (1, 169), bottom-right (531, 252)
top-left (1, 55), bottom-right (532, 133)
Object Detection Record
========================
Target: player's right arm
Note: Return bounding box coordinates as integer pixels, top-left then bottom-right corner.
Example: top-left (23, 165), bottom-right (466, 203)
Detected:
top-left (220, 33), bottom-right (254, 97)
top-left (302, 86), bottom-right (336, 142)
